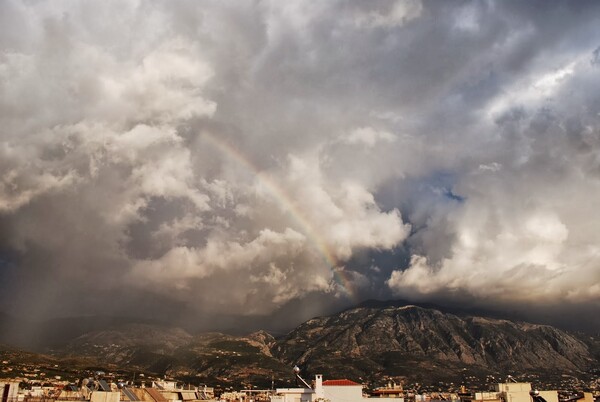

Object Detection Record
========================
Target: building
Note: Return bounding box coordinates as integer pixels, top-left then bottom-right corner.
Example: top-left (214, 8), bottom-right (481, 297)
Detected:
top-left (463, 382), bottom-right (558, 402)
top-left (320, 378), bottom-right (364, 402)
top-left (272, 374), bottom-right (365, 402)
top-left (89, 391), bottom-right (121, 402)
top-left (1, 382), bottom-right (19, 402)
top-left (371, 382), bottom-right (404, 400)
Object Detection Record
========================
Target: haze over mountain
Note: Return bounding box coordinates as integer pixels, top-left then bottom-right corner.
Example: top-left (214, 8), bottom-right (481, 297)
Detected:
top-left (1, 0), bottom-right (600, 334)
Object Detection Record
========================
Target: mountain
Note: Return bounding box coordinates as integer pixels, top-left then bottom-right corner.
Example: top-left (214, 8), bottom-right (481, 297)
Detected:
top-left (58, 324), bottom-right (293, 387)
top-left (272, 304), bottom-right (597, 382)
top-left (1, 303), bottom-right (598, 388)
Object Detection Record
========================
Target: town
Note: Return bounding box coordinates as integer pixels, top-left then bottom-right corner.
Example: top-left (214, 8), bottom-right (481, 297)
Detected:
top-left (1, 365), bottom-right (598, 402)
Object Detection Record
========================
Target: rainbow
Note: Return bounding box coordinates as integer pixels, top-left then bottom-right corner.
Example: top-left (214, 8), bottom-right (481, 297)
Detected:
top-left (199, 131), bottom-right (356, 298)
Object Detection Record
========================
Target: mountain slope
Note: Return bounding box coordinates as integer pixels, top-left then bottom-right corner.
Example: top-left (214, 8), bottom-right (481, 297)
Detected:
top-left (2, 304), bottom-right (598, 387)
top-left (272, 304), bottom-right (595, 381)
top-left (59, 324), bottom-right (292, 387)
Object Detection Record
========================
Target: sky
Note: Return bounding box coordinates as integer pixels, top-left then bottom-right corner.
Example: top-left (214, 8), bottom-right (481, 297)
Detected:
top-left (1, 0), bottom-right (599, 333)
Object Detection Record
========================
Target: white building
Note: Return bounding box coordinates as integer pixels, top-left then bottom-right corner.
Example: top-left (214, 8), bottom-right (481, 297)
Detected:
top-left (90, 391), bottom-right (121, 402)
top-left (471, 382), bottom-right (557, 402)
top-left (272, 375), bottom-right (365, 402)
top-left (271, 387), bottom-right (315, 402)
top-left (320, 378), bottom-right (364, 402)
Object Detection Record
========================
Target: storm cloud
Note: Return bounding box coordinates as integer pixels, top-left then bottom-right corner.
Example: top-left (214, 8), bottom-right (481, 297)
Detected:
top-left (1, 0), bottom-right (599, 331)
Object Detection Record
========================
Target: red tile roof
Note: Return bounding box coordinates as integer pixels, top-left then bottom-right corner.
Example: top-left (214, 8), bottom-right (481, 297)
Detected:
top-left (322, 379), bottom-right (360, 386)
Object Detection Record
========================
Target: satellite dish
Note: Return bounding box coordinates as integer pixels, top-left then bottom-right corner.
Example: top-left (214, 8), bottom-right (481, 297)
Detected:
top-left (293, 366), bottom-right (300, 374)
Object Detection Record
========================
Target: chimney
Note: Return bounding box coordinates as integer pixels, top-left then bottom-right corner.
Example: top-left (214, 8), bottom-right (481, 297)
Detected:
top-left (315, 375), bottom-right (324, 399)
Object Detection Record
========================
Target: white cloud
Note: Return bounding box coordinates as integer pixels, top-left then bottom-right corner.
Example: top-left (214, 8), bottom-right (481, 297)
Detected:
top-left (388, 168), bottom-right (600, 304)
top-left (2, 0), bottom-right (600, 325)
top-left (485, 59), bottom-right (581, 119)
top-left (0, 165), bottom-right (79, 212)
top-left (342, 127), bottom-right (397, 147)
top-left (274, 153), bottom-right (411, 260)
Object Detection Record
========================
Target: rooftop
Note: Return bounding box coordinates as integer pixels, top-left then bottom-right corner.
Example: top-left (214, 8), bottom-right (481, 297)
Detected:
top-left (322, 379), bottom-right (360, 386)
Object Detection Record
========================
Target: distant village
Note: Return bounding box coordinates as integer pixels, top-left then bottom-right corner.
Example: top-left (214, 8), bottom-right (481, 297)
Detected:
top-left (1, 365), bottom-right (598, 402)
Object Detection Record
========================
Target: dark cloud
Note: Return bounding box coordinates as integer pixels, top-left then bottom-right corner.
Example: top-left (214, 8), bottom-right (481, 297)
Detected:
top-left (0, 0), bottom-right (599, 332)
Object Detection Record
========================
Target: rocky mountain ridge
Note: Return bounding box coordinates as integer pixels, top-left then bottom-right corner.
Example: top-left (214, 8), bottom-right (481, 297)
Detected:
top-left (272, 304), bottom-right (596, 380)
top-left (2, 303), bottom-right (598, 387)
